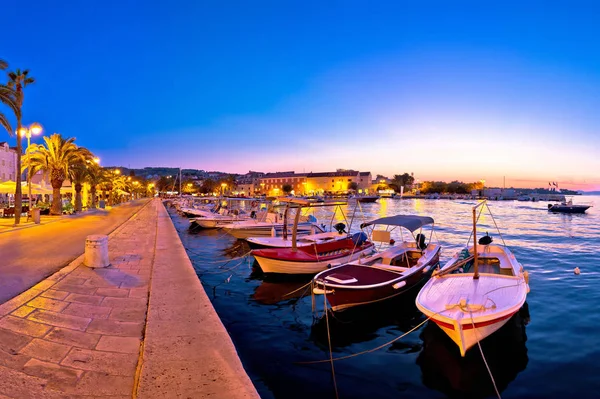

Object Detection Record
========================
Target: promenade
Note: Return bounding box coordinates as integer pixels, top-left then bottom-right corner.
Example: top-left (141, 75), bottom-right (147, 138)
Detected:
top-left (0, 198), bottom-right (259, 398)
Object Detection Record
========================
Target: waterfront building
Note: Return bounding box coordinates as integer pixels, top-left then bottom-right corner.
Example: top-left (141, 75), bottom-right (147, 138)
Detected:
top-left (0, 142), bottom-right (17, 182)
top-left (257, 169), bottom-right (372, 196)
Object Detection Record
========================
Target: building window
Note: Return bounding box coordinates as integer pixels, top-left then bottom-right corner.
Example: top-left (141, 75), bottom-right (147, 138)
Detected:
top-left (348, 179), bottom-right (352, 182)
top-left (332, 179), bottom-right (334, 182)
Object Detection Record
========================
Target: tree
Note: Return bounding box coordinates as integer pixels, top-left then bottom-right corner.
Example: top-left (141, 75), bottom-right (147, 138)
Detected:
top-left (7, 68), bottom-right (35, 224)
top-left (348, 182), bottom-right (358, 191)
top-left (392, 173), bottom-right (415, 193)
top-left (282, 184), bottom-right (293, 194)
top-left (200, 178), bottom-right (217, 194)
top-left (68, 148), bottom-right (95, 212)
top-left (85, 163), bottom-right (107, 208)
top-left (0, 59), bottom-right (20, 135)
top-left (25, 134), bottom-right (88, 215)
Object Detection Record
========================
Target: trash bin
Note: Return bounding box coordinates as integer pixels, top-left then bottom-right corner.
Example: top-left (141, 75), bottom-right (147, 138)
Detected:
top-left (84, 235), bottom-right (110, 268)
top-left (32, 208), bottom-right (41, 224)
top-left (99, 200), bottom-right (106, 209)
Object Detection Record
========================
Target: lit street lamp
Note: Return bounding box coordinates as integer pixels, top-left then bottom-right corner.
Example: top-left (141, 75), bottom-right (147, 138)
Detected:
top-left (19, 122), bottom-right (43, 210)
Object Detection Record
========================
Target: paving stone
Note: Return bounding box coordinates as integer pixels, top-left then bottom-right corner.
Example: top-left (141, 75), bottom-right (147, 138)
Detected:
top-left (128, 288), bottom-right (148, 299)
top-left (27, 297), bottom-right (69, 312)
top-left (28, 310), bottom-right (91, 332)
top-left (11, 305), bottom-right (37, 318)
top-left (41, 290), bottom-right (70, 301)
top-left (20, 339), bottom-right (71, 363)
top-left (55, 371), bottom-right (134, 396)
top-left (86, 319), bottom-right (144, 338)
top-left (109, 307), bottom-right (147, 323)
top-left (101, 297), bottom-right (147, 309)
top-left (61, 348), bottom-right (138, 376)
top-left (31, 280), bottom-right (57, 291)
top-left (0, 327), bottom-right (32, 353)
top-left (0, 315), bottom-right (52, 338)
top-left (0, 348), bottom-right (31, 369)
top-left (0, 363), bottom-right (68, 399)
top-left (62, 303), bottom-right (112, 319)
top-left (45, 327), bottom-right (100, 350)
top-left (96, 336), bottom-right (141, 354)
top-left (60, 277), bottom-right (88, 286)
top-left (82, 278), bottom-right (115, 288)
top-left (51, 283), bottom-right (97, 295)
top-left (95, 288), bottom-right (129, 298)
top-left (0, 289), bottom-right (42, 317)
top-left (22, 358), bottom-right (83, 386)
top-left (64, 293), bottom-right (103, 306)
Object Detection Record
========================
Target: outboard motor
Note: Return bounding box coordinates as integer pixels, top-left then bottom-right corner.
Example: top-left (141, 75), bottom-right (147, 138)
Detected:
top-left (415, 233), bottom-right (427, 250)
top-left (478, 232), bottom-right (493, 245)
top-left (333, 222), bottom-right (347, 234)
top-left (351, 232), bottom-right (368, 246)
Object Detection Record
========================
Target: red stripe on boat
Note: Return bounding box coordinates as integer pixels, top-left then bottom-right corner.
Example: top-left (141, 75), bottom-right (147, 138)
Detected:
top-left (431, 311), bottom-right (517, 331)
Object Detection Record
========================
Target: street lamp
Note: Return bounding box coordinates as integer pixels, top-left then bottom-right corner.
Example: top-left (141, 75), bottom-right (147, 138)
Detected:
top-left (19, 122), bottom-right (43, 209)
top-left (221, 183), bottom-right (227, 197)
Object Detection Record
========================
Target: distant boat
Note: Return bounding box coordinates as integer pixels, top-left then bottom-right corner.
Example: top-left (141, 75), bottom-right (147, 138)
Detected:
top-left (548, 198), bottom-right (592, 214)
top-left (355, 195), bottom-right (379, 203)
top-left (416, 201), bottom-right (530, 357)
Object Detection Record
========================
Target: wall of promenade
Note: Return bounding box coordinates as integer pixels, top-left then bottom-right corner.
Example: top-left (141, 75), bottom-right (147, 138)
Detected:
top-left (135, 199), bottom-right (260, 398)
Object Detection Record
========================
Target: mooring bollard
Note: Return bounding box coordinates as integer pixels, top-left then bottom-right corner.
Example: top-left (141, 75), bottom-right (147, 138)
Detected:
top-left (84, 235), bottom-right (110, 268)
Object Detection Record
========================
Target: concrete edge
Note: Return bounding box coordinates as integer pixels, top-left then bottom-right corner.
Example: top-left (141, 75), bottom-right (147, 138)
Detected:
top-left (0, 199), bottom-right (153, 316)
top-left (135, 200), bottom-right (261, 398)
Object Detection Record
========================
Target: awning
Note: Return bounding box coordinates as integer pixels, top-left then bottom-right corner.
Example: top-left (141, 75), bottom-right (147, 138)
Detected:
top-left (360, 215), bottom-right (434, 232)
top-left (0, 181), bottom-right (53, 195)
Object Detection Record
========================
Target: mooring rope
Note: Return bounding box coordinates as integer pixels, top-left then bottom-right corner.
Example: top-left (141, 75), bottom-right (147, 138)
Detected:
top-left (469, 310), bottom-right (501, 399)
top-left (323, 287), bottom-right (340, 399)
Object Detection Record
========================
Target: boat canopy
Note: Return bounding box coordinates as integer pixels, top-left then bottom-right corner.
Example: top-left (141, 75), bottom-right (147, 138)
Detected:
top-left (360, 215), bottom-right (434, 232)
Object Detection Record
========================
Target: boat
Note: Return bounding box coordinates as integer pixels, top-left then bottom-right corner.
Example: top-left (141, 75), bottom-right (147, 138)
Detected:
top-left (416, 200), bottom-right (530, 357)
top-left (251, 199), bottom-right (375, 275)
top-left (312, 215), bottom-right (441, 311)
top-left (354, 195), bottom-right (379, 203)
top-left (246, 201), bottom-right (353, 249)
top-left (548, 198), bottom-right (592, 214)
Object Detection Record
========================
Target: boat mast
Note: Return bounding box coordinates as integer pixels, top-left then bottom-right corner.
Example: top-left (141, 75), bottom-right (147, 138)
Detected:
top-left (472, 201), bottom-right (487, 279)
top-left (291, 204), bottom-right (302, 251)
top-left (179, 168), bottom-right (182, 197)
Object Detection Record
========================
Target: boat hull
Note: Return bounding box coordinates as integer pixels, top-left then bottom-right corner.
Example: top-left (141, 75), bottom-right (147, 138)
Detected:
top-left (548, 205), bottom-right (591, 213)
top-left (254, 245), bottom-right (374, 275)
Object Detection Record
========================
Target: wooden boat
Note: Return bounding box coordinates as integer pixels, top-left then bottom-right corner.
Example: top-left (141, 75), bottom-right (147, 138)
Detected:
top-left (251, 199), bottom-right (374, 275)
top-left (416, 201), bottom-right (530, 357)
top-left (312, 215), bottom-right (441, 311)
top-left (548, 198), bottom-right (592, 213)
top-left (354, 195), bottom-right (379, 203)
top-left (246, 231), bottom-right (346, 249)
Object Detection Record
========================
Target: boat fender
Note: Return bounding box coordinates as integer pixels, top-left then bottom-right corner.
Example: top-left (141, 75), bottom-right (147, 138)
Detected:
top-left (389, 239), bottom-right (395, 245)
top-left (392, 281), bottom-right (406, 290)
top-left (574, 267), bottom-right (581, 275)
top-left (523, 270), bottom-right (530, 283)
top-left (423, 266), bottom-right (430, 273)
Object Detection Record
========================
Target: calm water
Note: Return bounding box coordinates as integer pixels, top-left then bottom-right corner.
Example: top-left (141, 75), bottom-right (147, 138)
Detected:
top-left (168, 196), bottom-right (600, 399)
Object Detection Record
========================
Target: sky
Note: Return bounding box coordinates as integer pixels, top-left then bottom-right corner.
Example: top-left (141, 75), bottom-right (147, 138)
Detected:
top-left (2, 1), bottom-right (600, 190)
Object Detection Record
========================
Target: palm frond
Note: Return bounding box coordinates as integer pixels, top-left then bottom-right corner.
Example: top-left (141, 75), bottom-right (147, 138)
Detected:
top-left (0, 113), bottom-right (12, 134)
top-left (0, 59), bottom-right (7, 70)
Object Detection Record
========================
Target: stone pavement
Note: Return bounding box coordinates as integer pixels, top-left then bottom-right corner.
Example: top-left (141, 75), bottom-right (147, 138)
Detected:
top-left (0, 199), bottom-right (155, 398)
top-left (0, 198), bottom-right (260, 398)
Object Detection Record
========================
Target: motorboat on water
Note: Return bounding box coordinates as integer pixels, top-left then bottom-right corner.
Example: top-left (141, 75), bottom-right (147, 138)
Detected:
top-left (416, 200), bottom-right (530, 357)
top-left (251, 199), bottom-right (375, 275)
top-left (354, 195), bottom-right (379, 203)
top-left (548, 198), bottom-right (592, 214)
top-left (312, 215), bottom-right (441, 311)
top-left (246, 201), bottom-right (354, 249)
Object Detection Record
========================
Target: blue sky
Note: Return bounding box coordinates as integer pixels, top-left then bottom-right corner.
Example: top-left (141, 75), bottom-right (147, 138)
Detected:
top-left (3, 1), bottom-right (600, 189)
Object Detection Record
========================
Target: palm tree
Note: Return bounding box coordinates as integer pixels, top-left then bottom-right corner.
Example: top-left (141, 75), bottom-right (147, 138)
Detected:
top-left (25, 133), bottom-right (88, 215)
top-left (0, 59), bottom-right (20, 136)
top-left (86, 163), bottom-right (107, 208)
top-left (7, 68), bottom-right (35, 224)
top-left (68, 147), bottom-right (94, 212)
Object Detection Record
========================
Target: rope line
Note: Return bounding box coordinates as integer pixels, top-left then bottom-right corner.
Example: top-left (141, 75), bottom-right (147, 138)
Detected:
top-left (469, 310), bottom-right (501, 399)
top-left (323, 287), bottom-right (339, 399)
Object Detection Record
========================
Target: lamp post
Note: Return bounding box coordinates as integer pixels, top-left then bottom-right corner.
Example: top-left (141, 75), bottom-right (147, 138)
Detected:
top-left (221, 183), bottom-right (227, 197)
top-left (19, 122), bottom-right (43, 210)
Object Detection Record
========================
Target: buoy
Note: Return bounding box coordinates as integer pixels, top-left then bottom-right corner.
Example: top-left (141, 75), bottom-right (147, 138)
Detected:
top-left (574, 267), bottom-right (581, 275)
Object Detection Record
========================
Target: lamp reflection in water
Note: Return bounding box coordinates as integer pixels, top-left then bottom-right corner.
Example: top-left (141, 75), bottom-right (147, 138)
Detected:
top-left (417, 303), bottom-right (530, 398)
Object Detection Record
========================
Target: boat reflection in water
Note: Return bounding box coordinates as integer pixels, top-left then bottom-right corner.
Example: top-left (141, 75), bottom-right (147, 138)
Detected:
top-left (249, 265), bottom-right (313, 305)
top-left (310, 292), bottom-right (425, 349)
top-left (417, 303), bottom-right (530, 399)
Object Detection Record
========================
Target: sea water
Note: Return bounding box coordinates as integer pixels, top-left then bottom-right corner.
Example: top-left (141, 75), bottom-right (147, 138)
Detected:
top-left (169, 196), bottom-right (600, 399)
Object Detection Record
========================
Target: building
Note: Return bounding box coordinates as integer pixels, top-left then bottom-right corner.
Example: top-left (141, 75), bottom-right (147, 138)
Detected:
top-left (0, 142), bottom-right (17, 182)
top-left (256, 169), bottom-right (373, 196)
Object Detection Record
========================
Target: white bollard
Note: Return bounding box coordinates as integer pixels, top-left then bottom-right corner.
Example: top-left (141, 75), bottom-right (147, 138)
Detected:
top-left (84, 235), bottom-right (110, 268)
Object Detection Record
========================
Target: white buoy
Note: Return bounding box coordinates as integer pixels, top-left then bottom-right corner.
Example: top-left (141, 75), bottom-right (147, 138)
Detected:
top-left (84, 235), bottom-right (110, 268)
top-left (574, 267), bottom-right (581, 275)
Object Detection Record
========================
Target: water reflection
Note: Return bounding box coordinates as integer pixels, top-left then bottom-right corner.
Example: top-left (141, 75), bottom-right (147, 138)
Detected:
top-left (310, 293), bottom-right (425, 349)
top-left (417, 303), bottom-right (530, 399)
top-left (250, 271), bottom-right (313, 305)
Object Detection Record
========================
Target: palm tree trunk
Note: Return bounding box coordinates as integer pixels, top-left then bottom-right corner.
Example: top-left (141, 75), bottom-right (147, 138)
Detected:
top-left (51, 187), bottom-right (62, 215)
top-left (90, 186), bottom-right (97, 208)
top-left (14, 119), bottom-right (23, 224)
top-left (75, 183), bottom-right (83, 212)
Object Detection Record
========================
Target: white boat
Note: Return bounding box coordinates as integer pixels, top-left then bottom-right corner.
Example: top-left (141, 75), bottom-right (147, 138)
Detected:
top-left (246, 231), bottom-right (346, 249)
top-left (416, 201), bottom-right (530, 357)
